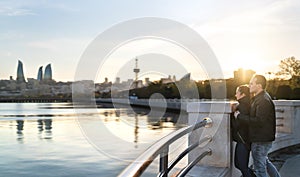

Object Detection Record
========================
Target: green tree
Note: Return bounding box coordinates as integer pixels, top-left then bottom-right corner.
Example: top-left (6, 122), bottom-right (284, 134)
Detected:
top-left (276, 56), bottom-right (300, 79)
top-left (291, 88), bottom-right (300, 100)
top-left (276, 85), bottom-right (292, 99)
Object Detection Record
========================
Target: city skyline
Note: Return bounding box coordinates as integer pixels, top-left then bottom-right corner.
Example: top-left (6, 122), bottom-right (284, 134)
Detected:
top-left (0, 58), bottom-right (259, 83)
top-left (1, 1), bottom-right (300, 82)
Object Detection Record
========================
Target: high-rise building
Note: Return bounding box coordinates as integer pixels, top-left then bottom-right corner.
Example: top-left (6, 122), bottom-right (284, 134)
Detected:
top-left (16, 60), bottom-right (26, 82)
top-left (234, 68), bottom-right (255, 84)
top-left (37, 66), bottom-right (43, 81)
top-left (44, 64), bottom-right (52, 80)
top-left (115, 77), bottom-right (120, 84)
top-left (144, 77), bottom-right (150, 86)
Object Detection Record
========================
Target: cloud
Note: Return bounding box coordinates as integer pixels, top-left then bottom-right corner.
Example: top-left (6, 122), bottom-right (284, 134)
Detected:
top-left (194, 0), bottom-right (300, 38)
top-left (27, 41), bottom-right (58, 51)
top-left (0, 1), bottom-right (79, 17)
top-left (0, 6), bottom-right (36, 16)
top-left (187, 0), bottom-right (300, 78)
top-left (27, 38), bottom-right (90, 52)
top-left (0, 31), bottom-right (24, 40)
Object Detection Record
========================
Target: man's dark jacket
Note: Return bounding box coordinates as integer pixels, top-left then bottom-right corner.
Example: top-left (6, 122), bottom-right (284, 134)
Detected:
top-left (238, 90), bottom-right (276, 142)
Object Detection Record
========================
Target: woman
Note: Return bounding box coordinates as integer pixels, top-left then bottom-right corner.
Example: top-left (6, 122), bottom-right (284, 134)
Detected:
top-left (231, 85), bottom-right (255, 177)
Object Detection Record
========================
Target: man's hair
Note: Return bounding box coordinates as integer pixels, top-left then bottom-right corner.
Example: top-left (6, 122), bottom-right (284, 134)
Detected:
top-left (253, 75), bottom-right (267, 89)
top-left (237, 85), bottom-right (250, 97)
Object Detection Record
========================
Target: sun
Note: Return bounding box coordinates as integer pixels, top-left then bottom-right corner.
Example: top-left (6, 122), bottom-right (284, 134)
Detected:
top-left (217, 49), bottom-right (274, 79)
top-left (231, 51), bottom-right (270, 73)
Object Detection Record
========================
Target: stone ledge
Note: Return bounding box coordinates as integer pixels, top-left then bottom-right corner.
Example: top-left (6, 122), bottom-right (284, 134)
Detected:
top-left (186, 165), bottom-right (229, 177)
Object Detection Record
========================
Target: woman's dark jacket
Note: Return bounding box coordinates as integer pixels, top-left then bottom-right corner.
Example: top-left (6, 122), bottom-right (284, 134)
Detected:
top-left (237, 91), bottom-right (276, 142)
top-left (231, 96), bottom-right (250, 143)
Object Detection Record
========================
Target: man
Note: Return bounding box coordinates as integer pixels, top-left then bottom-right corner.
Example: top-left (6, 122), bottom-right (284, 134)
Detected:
top-left (235, 75), bottom-right (280, 177)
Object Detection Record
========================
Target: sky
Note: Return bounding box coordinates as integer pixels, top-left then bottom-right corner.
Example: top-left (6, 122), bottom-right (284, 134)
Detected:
top-left (0, 0), bottom-right (299, 82)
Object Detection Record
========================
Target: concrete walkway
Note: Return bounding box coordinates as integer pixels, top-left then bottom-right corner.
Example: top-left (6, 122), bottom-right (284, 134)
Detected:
top-left (279, 154), bottom-right (300, 177)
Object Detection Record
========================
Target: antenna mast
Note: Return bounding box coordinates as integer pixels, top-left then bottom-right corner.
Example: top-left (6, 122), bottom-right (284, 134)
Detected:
top-left (133, 57), bottom-right (140, 88)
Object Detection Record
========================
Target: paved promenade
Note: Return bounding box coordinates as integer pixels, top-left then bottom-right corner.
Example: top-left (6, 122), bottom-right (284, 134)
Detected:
top-left (269, 143), bottom-right (300, 177)
top-left (185, 143), bottom-right (300, 177)
top-left (279, 154), bottom-right (300, 177)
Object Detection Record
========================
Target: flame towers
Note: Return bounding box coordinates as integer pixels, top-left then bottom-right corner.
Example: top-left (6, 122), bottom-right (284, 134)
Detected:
top-left (16, 60), bottom-right (26, 82)
top-left (44, 64), bottom-right (52, 80)
top-left (14, 60), bottom-right (53, 82)
top-left (37, 66), bottom-right (43, 81)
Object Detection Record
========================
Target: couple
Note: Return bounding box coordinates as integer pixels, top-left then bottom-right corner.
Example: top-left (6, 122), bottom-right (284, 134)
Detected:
top-left (231, 75), bottom-right (281, 177)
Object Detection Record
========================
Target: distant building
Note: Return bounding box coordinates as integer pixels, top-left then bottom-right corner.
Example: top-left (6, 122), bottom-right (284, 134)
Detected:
top-left (161, 76), bottom-right (173, 84)
top-left (234, 68), bottom-right (255, 84)
top-left (144, 77), bottom-right (151, 87)
top-left (136, 80), bottom-right (143, 88)
top-left (44, 64), bottom-right (52, 80)
top-left (104, 77), bottom-right (109, 84)
top-left (16, 60), bottom-right (26, 82)
top-left (37, 66), bottom-right (43, 81)
top-left (72, 80), bottom-right (94, 94)
top-left (180, 73), bottom-right (191, 81)
top-left (172, 75), bottom-right (176, 82)
top-left (115, 77), bottom-right (120, 84)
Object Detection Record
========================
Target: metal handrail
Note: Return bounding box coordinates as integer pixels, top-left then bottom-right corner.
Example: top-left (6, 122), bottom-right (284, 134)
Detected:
top-left (157, 136), bottom-right (212, 177)
top-left (176, 149), bottom-right (212, 177)
top-left (118, 117), bottom-right (212, 177)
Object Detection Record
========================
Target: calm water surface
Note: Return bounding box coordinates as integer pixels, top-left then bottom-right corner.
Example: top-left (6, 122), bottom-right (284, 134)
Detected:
top-left (0, 103), bottom-right (186, 177)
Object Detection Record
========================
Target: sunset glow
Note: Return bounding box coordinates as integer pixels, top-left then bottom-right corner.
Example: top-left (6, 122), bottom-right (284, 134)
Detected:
top-left (0, 0), bottom-right (299, 82)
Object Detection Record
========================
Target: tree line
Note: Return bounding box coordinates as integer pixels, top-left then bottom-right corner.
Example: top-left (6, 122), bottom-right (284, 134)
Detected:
top-left (122, 56), bottom-right (300, 100)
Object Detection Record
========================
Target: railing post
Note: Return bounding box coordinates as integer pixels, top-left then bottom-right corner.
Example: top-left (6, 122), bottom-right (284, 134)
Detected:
top-left (271, 100), bottom-right (300, 152)
top-left (159, 147), bottom-right (169, 177)
top-left (186, 101), bottom-right (232, 168)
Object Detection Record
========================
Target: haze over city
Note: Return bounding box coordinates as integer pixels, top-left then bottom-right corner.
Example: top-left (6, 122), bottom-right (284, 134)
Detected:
top-left (1, 0), bottom-right (299, 82)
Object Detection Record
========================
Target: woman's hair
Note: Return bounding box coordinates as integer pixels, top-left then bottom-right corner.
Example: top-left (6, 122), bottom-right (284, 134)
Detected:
top-left (237, 85), bottom-right (250, 97)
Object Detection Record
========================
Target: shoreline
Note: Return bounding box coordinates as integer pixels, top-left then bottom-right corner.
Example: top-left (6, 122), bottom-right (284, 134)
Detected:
top-left (0, 98), bottom-right (72, 103)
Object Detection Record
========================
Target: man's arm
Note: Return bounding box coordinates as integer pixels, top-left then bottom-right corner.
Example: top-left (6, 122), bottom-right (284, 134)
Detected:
top-left (236, 111), bottom-right (249, 124)
top-left (249, 99), bottom-right (273, 126)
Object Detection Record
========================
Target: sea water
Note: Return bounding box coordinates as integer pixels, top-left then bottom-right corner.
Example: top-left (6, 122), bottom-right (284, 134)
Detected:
top-left (0, 103), bottom-right (186, 177)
